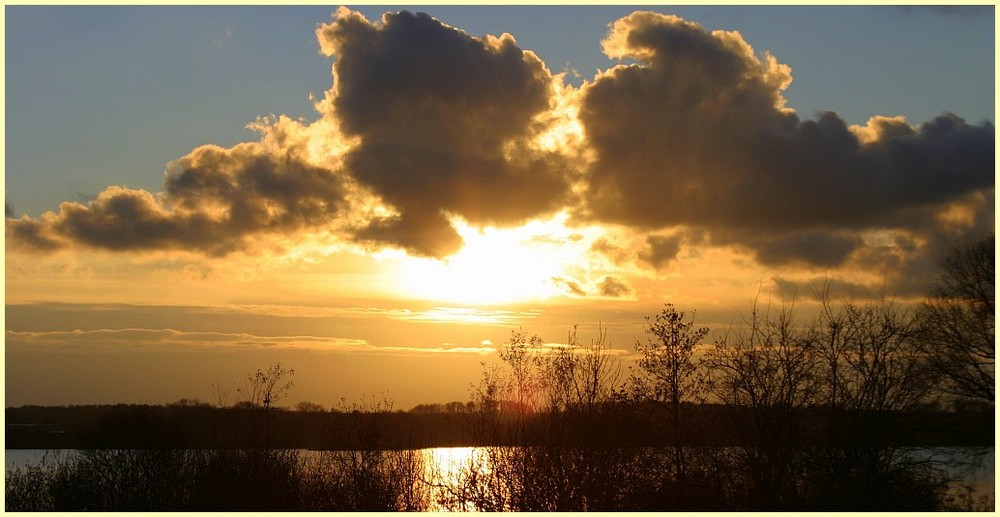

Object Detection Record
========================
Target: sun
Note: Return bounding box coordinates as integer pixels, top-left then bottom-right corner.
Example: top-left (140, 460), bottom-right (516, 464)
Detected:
top-left (387, 213), bottom-right (591, 305)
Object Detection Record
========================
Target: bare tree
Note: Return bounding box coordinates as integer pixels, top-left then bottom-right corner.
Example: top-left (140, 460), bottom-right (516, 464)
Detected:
top-left (537, 325), bottom-right (621, 415)
top-left (569, 325), bottom-right (622, 412)
top-left (241, 363), bottom-right (295, 409)
top-left (632, 304), bottom-right (708, 486)
top-left (815, 293), bottom-right (938, 419)
top-left (917, 233), bottom-right (995, 404)
top-left (499, 329), bottom-right (544, 417)
top-left (702, 298), bottom-right (820, 508)
top-left (211, 381), bottom-right (236, 408)
top-left (810, 290), bottom-right (944, 509)
top-left (238, 363), bottom-right (295, 449)
top-left (458, 326), bottom-right (632, 511)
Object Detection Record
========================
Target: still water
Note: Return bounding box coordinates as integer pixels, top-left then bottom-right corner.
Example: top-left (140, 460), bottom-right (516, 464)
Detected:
top-left (5, 447), bottom-right (483, 471)
top-left (4, 447), bottom-right (488, 512)
top-left (6, 449), bottom-right (75, 470)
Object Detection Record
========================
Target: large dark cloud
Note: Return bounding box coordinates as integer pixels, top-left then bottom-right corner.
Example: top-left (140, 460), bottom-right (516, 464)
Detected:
top-left (714, 228), bottom-right (864, 268)
top-left (578, 11), bottom-right (994, 268)
top-left (7, 140), bottom-right (348, 255)
top-left (317, 9), bottom-right (572, 257)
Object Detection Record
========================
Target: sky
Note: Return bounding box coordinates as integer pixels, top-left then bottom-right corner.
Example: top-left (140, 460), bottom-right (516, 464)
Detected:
top-left (4, 4), bottom-right (995, 410)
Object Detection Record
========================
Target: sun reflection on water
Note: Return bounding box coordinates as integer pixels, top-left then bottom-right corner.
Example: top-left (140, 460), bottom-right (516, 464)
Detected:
top-left (422, 446), bottom-right (490, 512)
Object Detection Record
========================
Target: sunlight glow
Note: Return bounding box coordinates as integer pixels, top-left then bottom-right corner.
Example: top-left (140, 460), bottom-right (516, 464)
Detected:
top-left (534, 81), bottom-right (587, 156)
top-left (391, 213), bottom-right (593, 305)
top-left (396, 307), bottom-right (539, 325)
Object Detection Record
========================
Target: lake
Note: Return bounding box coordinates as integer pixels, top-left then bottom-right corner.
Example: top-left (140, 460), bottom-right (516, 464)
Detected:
top-left (5, 446), bottom-right (994, 511)
top-left (5, 446), bottom-right (489, 511)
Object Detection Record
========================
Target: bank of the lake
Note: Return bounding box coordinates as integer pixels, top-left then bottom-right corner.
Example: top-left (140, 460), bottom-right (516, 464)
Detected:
top-left (5, 446), bottom-right (994, 511)
top-left (6, 403), bottom-right (993, 450)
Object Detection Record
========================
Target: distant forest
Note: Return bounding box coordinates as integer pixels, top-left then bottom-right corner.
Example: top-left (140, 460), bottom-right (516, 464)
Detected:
top-left (5, 233), bottom-right (994, 512)
top-left (6, 397), bottom-right (993, 451)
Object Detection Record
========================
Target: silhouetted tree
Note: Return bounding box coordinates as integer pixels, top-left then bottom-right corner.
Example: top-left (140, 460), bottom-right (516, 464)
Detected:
top-left (809, 290), bottom-right (945, 510)
top-left (456, 326), bottom-right (636, 511)
top-left (238, 363), bottom-right (295, 449)
top-left (702, 299), bottom-right (820, 509)
top-left (306, 394), bottom-right (429, 511)
top-left (538, 325), bottom-right (621, 415)
top-left (499, 329), bottom-right (544, 420)
top-left (632, 304), bottom-right (708, 496)
top-left (211, 381), bottom-right (236, 408)
top-left (917, 233), bottom-right (995, 404)
top-left (295, 401), bottom-right (325, 413)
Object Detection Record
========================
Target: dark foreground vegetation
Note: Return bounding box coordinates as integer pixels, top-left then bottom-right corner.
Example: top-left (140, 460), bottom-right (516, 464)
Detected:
top-left (6, 234), bottom-right (995, 511)
top-left (5, 448), bottom-right (429, 511)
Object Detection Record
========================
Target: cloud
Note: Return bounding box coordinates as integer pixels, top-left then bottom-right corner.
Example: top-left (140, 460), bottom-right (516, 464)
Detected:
top-left (598, 276), bottom-right (634, 298)
top-left (353, 209), bottom-right (463, 258)
top-left (552, 276), bottom-right (587, 297)
top-left (589, 237), bottom-right (630, 266)
top-left (4, 328), bottom-right (368, 352)
top-left (714, 228), bottom-right (863, 268)
top-left (226, 304), bottom-right (540, 325)
top-left (6, 7), bottom-right (992, 284)
top-left (317, 9), bottom-right (573, 256)
top-left (771, 277), bottom-right (890, 302)
top-left (578, 11), bottom-right (994, 269)
top-left (383, 306), bottom-right (540, 325)
top-left (7, 120), bottom-right (349, 255)
top-left (550, 274), bottom-right (634, 299)
top-left (644, 234), bottom-right (684, 268)
top-left (5, 327), bottom-right (494, 356)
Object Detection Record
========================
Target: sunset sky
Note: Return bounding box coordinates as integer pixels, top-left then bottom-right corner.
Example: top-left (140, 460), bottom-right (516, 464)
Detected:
top-left (5, 4), bottom-right (994, 410)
